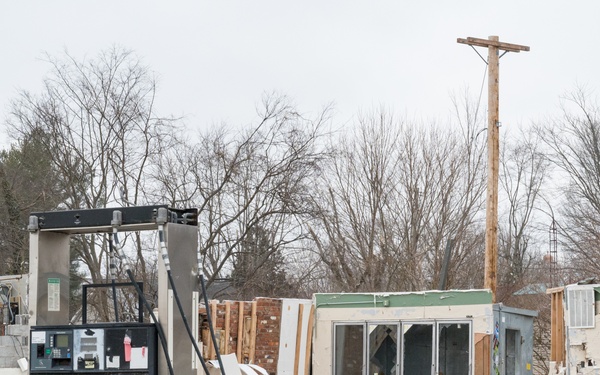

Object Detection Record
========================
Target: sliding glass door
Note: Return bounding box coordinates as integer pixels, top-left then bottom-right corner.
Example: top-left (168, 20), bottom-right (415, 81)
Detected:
top-left (333, 320), bottom-right (471, 375)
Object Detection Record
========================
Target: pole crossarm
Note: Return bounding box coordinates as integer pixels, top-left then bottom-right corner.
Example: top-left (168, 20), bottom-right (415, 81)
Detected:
top-left (457, 37), bottom-right (530, 53)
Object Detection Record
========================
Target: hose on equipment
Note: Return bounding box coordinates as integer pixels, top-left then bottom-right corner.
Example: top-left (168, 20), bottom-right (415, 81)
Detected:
top-left (111, 211), bottom-right (175, 375)
top-left (108, 237), bottom-right (119, 322)
top-left (199, 273), bottom-right (226, 372)
top-left (156, 207), bottom-right (214, 375)
top-left (196, 245), bottom-right (226, 373)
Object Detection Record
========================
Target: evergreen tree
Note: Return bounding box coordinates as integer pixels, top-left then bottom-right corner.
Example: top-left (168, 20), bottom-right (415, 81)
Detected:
top-left (230, 225), bottom-right (295, 300)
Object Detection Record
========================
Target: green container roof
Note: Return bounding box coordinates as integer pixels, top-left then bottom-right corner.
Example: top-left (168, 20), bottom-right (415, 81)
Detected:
top-left (315, 289), bottom-right (493, 309)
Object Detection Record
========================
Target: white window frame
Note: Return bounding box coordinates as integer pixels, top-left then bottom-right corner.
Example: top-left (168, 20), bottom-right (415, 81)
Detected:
top-left (332, 322), bottom-right (367, 375)
top-left (401, 320), bottom-right (436, 375)
top-left (367, 321), bottom-right (400, 375)
top-left (332, 319), bottom-right (473, 375)
top-left (436, 320), bottom-right (473, 375)
top-left (567, 285), bottom-right (596, 329)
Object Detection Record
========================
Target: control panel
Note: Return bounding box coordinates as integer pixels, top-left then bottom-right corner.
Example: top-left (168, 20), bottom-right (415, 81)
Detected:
top-left (30, 323), bottom-right (157, 374)
top-left (30, 330), bottom-right (73, 371)
top-left (73, 328), bottom-right (104, 370)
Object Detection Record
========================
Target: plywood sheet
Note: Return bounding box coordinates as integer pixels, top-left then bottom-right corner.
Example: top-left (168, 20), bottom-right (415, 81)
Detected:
top-left (277, 299), bottom-right (312, 374)
top-left (474, 333), bottom-right (490, 375)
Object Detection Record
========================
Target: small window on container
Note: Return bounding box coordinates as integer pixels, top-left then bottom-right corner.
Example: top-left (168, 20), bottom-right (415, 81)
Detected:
top-left (567, 286), bottom-right (595, 328)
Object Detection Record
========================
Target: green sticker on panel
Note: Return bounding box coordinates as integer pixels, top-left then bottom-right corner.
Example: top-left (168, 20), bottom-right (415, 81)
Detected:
top-left (48, 278), bottom-right (60, 312)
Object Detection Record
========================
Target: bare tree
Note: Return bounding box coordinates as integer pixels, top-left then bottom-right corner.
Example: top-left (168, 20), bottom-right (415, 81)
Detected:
top-left (6, 47), bottom-right (178, 319)
top-left (534, 88), bottom-right (600, 282)
top-left (496, 128), bottom-right (551, 299)
top-left (490, 129), bottom-right (554, 373)
top-left (151, 94), bottom-right (331, 290)
top-left (309, 110), bottom-right (404, 292)
top-left (310, 107), bottom-right (487, 293)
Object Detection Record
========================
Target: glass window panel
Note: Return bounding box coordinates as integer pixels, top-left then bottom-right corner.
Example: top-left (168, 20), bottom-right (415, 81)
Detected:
top-left (334, 324), bottom-right (364, 375)
top-left (403, 323), bottom-right (433, 375)
top-left (368, 323), bottom-right (398, 375)
top-left (438, 322), bottom-right (470, 375)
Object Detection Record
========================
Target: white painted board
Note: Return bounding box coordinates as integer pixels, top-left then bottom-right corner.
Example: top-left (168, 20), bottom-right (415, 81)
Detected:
top-left (276, 299), bottom-right (312, 375)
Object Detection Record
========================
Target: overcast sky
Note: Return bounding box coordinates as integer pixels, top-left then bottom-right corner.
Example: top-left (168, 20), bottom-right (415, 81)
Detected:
top-left (2, 1), bottom-right (600, 147)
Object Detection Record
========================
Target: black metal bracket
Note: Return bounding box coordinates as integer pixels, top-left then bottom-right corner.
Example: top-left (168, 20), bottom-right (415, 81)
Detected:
top-left (29, 205), bottom-right (198, 233)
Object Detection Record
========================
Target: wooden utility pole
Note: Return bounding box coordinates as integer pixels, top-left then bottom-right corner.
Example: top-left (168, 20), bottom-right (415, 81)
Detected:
top-left (457, 36), bottom-right (529, 303)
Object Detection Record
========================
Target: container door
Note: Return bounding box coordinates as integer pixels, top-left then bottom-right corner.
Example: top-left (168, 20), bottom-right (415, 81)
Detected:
top-left (505, 329), bottom-right (520, 375)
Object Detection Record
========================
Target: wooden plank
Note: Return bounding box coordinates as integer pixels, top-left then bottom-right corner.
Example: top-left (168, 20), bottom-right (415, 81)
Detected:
top-left (218, 329), bottom-right (226, 354)
top-left (303, 304), bottom-right (315, 375)
top-left (293, 304), bottom-right (305, 375)
top-left (206, 327), bottom-right (214, 360)
top-left (550, 290), bottom-right (567, 363)
top-left (201, 327), bottom-right (210, 360)
top-left (224, 301), bottom-right (231, 354)
top-left (551, 292), bottom-right (557, 361)
top-left (474, 333), bottom-right (491, 375)
top-left (203, 302), bottom-right (214, 361)
top-left (555, 290), bottom-right (565, 364)
top-left (243, 316), bottom-right (252, 360)
top-left (547, 286), bottom-right (565, 294)
top-left (551, 293), bottom-right (556, 360)
top-left (469, 37), bottom-right (530, 52)
top-left (210, 301), bottom-right (218, 360)
top-left (249, 301), bottom-right (258, 364)
top-left (237, 301), bottom-right (244, 361)
top-left (457, 37), bottom-right (530, 52)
